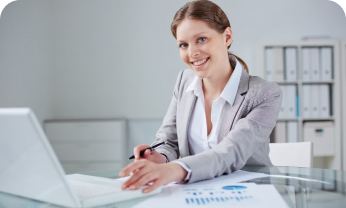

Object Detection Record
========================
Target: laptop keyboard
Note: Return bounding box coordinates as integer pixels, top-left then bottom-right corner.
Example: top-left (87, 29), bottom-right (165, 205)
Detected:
top-left (68, 180), bottom-right (121, 199)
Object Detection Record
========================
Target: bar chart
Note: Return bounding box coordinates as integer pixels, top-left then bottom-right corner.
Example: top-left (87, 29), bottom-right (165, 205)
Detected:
top-left (179, 185), bottom-right (259, 207)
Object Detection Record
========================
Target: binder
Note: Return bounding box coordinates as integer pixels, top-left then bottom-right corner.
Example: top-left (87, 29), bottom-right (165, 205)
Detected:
top-left (280, 122), bottom-right (287, 143)
top-left (278, 85), bottom-right (286, 118)
top-left (319, 84), bottom-right (330, 117)
top-left (273, 47), bottom-right (284, 82)
top-left (302, 85), bottom-right (310, 118)
top-left (285, 85), bottom-right (297, 118)
top-left (275, 122), bottom-right (286, 143)
top-left (310, 48), bottom-right (320, 81)
top-left (284, 47), bottom-right (297, 81)
top-left (320, 47), bottom-right (332, 81)
top-left (275, 122), bottom-right (280, 143)
top-left (310, 85), bottom-right (319, 118)
top-left (286, 121), bottom-right (298, 143)
top-left (302, 48), bottom-right (310, 81)
top-left (265, 48), bottom-right (274, 82)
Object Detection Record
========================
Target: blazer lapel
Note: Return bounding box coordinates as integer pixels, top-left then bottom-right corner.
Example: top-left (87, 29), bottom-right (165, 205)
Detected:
top-left (217, 69), bottom-right (250, 143)
top-left (178, 84), bottom-right (197, 158)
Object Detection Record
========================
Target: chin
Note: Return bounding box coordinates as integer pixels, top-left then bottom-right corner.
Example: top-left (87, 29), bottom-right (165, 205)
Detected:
top-left (193, 70), bottom-right (209, 79)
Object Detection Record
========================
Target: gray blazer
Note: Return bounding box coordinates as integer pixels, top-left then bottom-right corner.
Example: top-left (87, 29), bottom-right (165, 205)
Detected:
top-left (153, 58), bottom-right (283, 183)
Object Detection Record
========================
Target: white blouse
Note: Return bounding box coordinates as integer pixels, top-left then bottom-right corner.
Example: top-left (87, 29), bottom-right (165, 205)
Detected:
top-left (173, 57), bottom-right (243, 181)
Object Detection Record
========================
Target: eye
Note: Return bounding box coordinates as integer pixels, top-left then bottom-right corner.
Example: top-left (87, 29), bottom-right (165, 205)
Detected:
top-left (179, 43), bottom-right (188, 49)
top-left (198, 37), bottom-right (206, 42)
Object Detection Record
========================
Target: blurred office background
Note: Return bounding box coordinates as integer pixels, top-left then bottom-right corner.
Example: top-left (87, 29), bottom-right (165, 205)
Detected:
top-left (0, 0), bottom-right (345, 173)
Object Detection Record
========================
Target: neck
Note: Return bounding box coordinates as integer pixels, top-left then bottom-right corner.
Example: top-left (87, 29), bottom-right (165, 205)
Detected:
top-left (202, 57), bottom-right (233, 98)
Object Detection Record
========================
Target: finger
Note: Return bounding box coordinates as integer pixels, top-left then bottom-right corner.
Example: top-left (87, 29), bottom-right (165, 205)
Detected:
top-left (121, 165), bottom-right (152, 190)
top-left (143, 149), bottom-right (151, 158)
top-left (130, 168), bottom-right (139, 176)
top-left (143, 179), bottom-right (163, 193)
top-left (119, 160), bottom-right (146, 177)
top-left (128, 172), bottom-right (158, 190)
top-left (133, 144), bottom-right (150, 159)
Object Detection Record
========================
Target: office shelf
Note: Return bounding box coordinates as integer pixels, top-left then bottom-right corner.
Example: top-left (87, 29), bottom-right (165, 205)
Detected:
top-left (302, 81), bottom-right (334, 84)
top-left (257, 40), bottom-right (342, 170)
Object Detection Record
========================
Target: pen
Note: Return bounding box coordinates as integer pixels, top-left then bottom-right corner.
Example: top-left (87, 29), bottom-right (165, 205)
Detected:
top-left (128, 142), bottom-right (167, 160)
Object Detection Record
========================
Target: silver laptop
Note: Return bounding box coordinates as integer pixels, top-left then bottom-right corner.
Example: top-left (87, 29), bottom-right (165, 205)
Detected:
top-left (0, 108), bottom-right (161, 207)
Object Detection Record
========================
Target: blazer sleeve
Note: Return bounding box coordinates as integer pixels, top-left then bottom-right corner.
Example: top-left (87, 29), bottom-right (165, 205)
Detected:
top-left (176, 82), bottom-right (283, 183)
top-left (151, 70), bottom-right (184, 161)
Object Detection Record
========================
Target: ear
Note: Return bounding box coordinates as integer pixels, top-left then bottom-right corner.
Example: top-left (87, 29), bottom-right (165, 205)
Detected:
top-left (224, 27), bottom-right (233, 47)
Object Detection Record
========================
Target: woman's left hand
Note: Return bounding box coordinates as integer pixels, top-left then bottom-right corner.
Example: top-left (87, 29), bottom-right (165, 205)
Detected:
top-left (119, 160), bottom-right (188, 193)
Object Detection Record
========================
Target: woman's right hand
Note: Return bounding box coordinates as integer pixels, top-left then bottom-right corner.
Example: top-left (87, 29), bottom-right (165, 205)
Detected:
top-left (133, 144), bottom-right (167, 164)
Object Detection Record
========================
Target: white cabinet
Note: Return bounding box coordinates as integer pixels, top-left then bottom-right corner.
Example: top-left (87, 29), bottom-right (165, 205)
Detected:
top-left (258, 40), bottom-right (342, 170)
top-left (303, 122), bottom-right (334, 156)
top-left (44, 119), bottom-right (126, 174)
top-left (340, 40), bottom-right (346, 172)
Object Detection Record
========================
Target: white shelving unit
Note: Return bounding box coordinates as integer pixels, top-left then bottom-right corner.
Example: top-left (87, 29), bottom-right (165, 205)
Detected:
top-left (341, 40), bottom-right (346, 171)
top-left (257, 40), bottom-right (342, 170)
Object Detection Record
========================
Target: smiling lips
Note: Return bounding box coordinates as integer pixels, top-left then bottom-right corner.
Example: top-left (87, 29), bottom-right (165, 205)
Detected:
top-left (191, 57), bottom-right (209, 69)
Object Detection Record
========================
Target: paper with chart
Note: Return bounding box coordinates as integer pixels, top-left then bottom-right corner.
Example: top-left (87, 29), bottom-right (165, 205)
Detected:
top-left (175, 183), bottom-right (261, 208)
top-left (132, 170), bottom-right (288, 208)
top-left (134, 183), bottom-right (288, 208)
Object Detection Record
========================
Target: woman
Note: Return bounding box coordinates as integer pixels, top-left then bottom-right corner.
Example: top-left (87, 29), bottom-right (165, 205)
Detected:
top-left (119, 0), bottom-right (282, 193)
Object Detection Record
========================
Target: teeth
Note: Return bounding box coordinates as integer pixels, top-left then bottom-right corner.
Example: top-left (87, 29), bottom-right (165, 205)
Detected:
top-left (193, 58), bottom-right (207, 66)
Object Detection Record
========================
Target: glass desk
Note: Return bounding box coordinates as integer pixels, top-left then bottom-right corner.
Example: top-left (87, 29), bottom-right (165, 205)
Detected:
top-left (0, 165), bottom-right (345, 208)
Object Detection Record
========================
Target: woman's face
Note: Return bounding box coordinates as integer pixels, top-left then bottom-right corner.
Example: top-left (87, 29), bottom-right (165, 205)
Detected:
top-left (176, 18), bottom-right (232, 79)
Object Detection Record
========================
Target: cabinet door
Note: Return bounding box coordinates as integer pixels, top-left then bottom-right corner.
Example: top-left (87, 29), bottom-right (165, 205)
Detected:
top-left (45, 121), bottom-right (125, 142)
top-left (52, 141), bottom-right (123, 161)
top-left (62, 162), bottom-right (123, 174)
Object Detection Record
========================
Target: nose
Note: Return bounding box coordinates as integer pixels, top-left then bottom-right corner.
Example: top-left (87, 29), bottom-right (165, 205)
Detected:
top-left (188, 44), bottom-right (200, 58)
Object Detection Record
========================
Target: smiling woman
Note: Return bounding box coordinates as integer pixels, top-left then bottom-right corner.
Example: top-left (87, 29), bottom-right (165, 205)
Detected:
top-left (119, 0), bottom-right (283, 193)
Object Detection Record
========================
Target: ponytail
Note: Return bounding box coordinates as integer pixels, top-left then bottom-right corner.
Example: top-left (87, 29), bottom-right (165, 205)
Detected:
top-left (228, 52), bottom-right (249, 74)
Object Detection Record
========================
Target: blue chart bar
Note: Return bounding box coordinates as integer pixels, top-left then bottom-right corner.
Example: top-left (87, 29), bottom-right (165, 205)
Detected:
top-left (193, 192), bottom-right (197, 195)
top-left (225, 197), bottom-right (229, 200)
top-left (221, 197), bottom-right (224, 202)
top-left (201, 198), bottom-right (205, 204)
top-left (196, 198), bottom-right (200, 205)
top-left (206, 198), bottom-right (209, 203)
top-left (211, 197), bottom-right (214, 202)
top-left (216, 197), bottom-right (219, 202)
top-left (236, 197), bottom-right (239, 201)
top-left (186, 199), bottom-right (189, 204)
top-left (222, 186), bottom-right (247, 190)
top-left (210, 192), bottom-right (213, 195)
top-left (191, 198), bottom-right (194, 203)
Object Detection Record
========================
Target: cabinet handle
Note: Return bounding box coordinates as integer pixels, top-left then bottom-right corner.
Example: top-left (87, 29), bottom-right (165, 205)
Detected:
top-left (315, 129), bottom-right (323, 133)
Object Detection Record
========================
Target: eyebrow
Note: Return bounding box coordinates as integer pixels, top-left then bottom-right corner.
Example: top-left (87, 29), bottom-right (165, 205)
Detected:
top-left (177, 32), bottom-right (208, 43)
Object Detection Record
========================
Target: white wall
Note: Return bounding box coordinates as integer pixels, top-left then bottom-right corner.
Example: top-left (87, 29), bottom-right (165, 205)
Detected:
top-left (0, 0), bottom-right (53, 124)
top-left (1, 0), bottom-right (345, 122)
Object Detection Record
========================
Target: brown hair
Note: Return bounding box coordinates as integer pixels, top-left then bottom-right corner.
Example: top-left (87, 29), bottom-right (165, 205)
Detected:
top-left (171, 0), bottom-right (249, 73)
